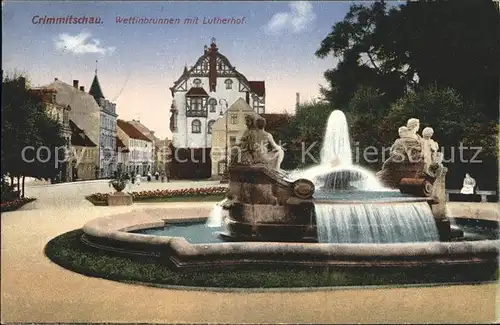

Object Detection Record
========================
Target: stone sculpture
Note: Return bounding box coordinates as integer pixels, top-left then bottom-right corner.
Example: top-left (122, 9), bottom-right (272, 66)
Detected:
top-left (421, 127), bottom-right (439, 174)
top-left (222, 116), bottom-right (315, 241)
top-left (253, 117), bottom-right (284, 171)
top-left (460, 173), bottom-right (476, 194)
top-left (231, 114), bottom-right (257, 165)
top-left (407, 118), bottom-right (421, 140)
top-left (375, 122), bottom-right (424, 187)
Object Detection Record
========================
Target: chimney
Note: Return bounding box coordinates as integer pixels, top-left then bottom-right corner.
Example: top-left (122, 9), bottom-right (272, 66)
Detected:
top-left (73, 80), bottom-right (79, 88)
top-left (79, 86), bottom-right (84, 91)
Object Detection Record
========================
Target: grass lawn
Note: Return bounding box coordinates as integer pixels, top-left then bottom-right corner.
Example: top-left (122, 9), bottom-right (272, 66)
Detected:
top-left (86, 194), bottom-right (226, 206)
top-left (45, 229), bottom-right (499, 289)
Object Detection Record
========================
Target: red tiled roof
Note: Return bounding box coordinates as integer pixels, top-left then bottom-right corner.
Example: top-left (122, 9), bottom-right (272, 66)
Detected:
top-left (249, 81), bottom-right (265, 97)
top-left (117, 119), bottom-right (151, 142)
top-left (116, 136), bottom-right (130, 153)
top-left (186, 87), bottom-right (209, 97)
top-left (69, 120), bottom-right (97, 147)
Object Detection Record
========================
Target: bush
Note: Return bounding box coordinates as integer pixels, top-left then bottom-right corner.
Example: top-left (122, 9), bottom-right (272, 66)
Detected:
top-left (85, 186), bottom-right (228, 205)
top-left (1, 197), bottom-right (36, 212)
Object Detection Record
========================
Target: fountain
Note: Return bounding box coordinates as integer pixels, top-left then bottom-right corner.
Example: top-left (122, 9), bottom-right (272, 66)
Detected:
top-left (80, 111), bottom-right (498, 272)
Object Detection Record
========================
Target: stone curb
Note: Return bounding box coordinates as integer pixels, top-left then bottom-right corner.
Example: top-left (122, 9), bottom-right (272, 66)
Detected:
top-left (118, 279), bottom-right (500, 293)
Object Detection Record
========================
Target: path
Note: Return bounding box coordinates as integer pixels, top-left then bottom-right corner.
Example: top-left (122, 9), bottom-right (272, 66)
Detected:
top-left (1, 181), bottom-right (499, 323)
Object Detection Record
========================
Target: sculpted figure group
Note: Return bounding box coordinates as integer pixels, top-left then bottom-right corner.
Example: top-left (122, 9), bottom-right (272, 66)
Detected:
top-left (394, 118), bottom-right (441, 173)
top-left (230, 114), bottom-right (284, 170)
top-left (376, 117), bottom-right (443, 188)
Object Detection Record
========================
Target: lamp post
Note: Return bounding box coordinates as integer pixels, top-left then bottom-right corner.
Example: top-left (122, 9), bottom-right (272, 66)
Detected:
top-left (219, 98), bottom-right (229, 183)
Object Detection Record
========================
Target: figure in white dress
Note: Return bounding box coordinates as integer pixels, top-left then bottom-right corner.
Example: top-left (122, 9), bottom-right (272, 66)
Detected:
top-left (135, 173), bottom-right (141, 186)
top-left (460, 173), bottom-right (476, 194)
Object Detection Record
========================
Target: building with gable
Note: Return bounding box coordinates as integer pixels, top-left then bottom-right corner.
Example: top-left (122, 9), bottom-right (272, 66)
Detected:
top-left (116, 119), bottom-right (153, 176)
top-left (168, 38), bottom-right (266, 179)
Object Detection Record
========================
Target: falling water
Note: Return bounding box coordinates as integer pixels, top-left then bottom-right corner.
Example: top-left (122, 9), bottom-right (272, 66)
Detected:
top-left (315, 201), bottom-right (440, 243)
top-left (320, 110), bottom-right (352, 166)
top-left (206, 200), bottom-right (226, 228)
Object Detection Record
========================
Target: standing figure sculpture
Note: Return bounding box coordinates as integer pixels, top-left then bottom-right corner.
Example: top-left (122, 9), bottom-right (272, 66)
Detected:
top-left (253, 117), bottom-right (284, 170)
top-left (421, 127), bottom-right (439, 174)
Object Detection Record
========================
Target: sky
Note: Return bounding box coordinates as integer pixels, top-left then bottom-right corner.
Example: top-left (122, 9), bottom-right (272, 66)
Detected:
top-left (2, 1), bottom-right (359, 139)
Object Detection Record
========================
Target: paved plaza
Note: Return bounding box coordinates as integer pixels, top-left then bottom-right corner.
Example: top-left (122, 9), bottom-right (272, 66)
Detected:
top-left (1, 180), bottom-right (499, 323)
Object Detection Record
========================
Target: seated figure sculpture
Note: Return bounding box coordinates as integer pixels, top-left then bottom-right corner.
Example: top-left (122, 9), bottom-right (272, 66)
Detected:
top-left (376, 118), bottom-right (427, 188)
top-left (253, 117), bottom-right (285, 170)
top-left (230, 114), bottom-right (257, 165)
top-left (407, 118), bottom-right (421, 141)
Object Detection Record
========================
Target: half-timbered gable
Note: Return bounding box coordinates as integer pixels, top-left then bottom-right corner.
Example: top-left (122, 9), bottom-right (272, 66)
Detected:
top-left (168, 38), bottom-right (267, 179)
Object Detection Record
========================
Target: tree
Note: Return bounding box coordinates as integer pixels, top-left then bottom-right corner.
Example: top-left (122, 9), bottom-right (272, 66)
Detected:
top-left (1, 74), bottom-right (66, 198)
top-left (316, 0), bottom-right (500, 119)
top-left (279, 101), bottom-right (337, 168)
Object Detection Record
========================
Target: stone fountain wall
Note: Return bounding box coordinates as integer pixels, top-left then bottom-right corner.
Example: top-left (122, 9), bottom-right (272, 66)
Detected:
top-left (223, 164), bottom-right (316, 241)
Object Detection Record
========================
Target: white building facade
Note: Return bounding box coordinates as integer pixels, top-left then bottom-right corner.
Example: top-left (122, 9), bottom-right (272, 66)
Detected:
top-left (168, 38), bottom-right (266, 179)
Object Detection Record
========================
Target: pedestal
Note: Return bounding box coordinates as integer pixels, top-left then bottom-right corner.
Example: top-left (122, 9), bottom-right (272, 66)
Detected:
top-left (107, 192), bottom-right (133, 206)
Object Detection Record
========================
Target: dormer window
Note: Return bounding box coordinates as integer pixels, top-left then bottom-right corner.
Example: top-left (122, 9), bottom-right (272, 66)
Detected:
top-left (193, 78), bottom-right (202, 87)
top-left (225, 79), bottom-right (233, 89)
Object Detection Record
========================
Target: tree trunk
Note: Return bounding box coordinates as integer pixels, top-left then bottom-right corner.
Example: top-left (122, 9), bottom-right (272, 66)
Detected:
top-left (22, 176), bottom-right (25, 198)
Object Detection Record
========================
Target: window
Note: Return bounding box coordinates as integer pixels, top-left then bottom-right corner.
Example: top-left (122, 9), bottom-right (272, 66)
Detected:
top-left (225, 79), bottom-right (233, 89)
top-left (191, 98), bottom-right (202, 111)
top-left (208, 98), bottom-right (217, 112)
top-left (191, 119), bottom-right (201, 133)
top-left (229, 136), bottom-right (237, 146)
top-left (193, 78), bottom-right (202, 87)
top-left (207, 120), bottom-right (215, 134)
top-left (230, 114), bottom-right (238, 124)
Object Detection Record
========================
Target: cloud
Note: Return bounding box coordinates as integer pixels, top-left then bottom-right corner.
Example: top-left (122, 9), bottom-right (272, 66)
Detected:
top-left (54, 31), bottom-right (116, 55)
top-left (265, 1), bottom-right (316, 35)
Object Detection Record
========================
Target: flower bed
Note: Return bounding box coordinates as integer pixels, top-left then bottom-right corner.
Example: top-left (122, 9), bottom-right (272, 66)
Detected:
top-left (85, 186), bottom-right (228, 206)
top-left (1, 197), bottom-right (37, 212)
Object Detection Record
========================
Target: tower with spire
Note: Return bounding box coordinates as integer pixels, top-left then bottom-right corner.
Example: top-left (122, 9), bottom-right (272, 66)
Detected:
top-left (91, 61), bottom-right (119, 179)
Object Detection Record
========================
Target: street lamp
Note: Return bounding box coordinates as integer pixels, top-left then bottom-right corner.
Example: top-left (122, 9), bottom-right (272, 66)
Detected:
top-left (219, 98), bottom-right (229, 183)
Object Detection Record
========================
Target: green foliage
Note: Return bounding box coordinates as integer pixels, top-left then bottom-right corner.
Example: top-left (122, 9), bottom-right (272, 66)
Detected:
top-left (280, 101), bottom-right (336, 168)
top-left (1, 74), bottom-right (66, 186)
top-left (317, 0), bottom-right (500, 119)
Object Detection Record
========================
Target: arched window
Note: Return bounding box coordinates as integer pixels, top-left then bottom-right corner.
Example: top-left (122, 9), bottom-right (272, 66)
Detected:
top-left (191, 119), bottom-right (201, 133)
top-left (207, 120), bottom-right (215, 134)
top-left (193, 78), bottom-right (202, 87)
top-left (225, 79), bottom-right (233, 89)
top-left (208, 98), bottom-right (217, 112)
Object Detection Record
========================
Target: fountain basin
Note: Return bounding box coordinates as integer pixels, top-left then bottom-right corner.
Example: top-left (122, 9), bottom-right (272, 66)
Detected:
top-left (81, 206), bottom-right (499, 270)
